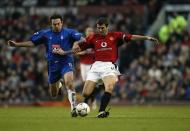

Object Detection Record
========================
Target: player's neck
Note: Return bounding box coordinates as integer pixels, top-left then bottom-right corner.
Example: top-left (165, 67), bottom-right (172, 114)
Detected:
top-left (100, 32), bottom-right (108, 36)
top-left (52, 28), bottom-right (62, 33)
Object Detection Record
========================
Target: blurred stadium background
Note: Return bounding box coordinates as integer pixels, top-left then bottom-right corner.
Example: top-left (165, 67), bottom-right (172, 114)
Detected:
top-left (0, 0), bottom-right (190, 107)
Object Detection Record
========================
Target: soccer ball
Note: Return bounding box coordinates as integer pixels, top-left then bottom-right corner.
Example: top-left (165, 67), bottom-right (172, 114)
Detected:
top-left (76, 103), bottom-right (90, 117)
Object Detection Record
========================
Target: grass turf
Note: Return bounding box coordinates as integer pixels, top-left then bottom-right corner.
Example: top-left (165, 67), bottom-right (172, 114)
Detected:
top-left (0, 105), bottom-right (190, 131)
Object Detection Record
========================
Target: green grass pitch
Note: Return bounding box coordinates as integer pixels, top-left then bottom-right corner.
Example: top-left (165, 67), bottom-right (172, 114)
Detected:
top-left (0, 105), bottom-right (190, 131)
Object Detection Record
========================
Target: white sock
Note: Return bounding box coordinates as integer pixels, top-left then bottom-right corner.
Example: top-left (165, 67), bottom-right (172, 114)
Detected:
top-left (59, 82), bottom-right (62, 89)
top-left (67, 89), bottom-right (77, 111)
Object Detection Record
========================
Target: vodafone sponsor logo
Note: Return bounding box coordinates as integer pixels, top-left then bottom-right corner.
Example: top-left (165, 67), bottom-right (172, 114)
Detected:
top-left (97, 42), bottom-right (112, 51)
top-left (101, 42), bottom-right (107, 47)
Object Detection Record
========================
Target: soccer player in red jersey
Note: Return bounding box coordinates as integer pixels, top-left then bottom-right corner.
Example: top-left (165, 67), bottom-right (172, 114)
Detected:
top-left (77, 27), bottom-right (100, 109)
top-left (73, 17), bottom-right (159, 118)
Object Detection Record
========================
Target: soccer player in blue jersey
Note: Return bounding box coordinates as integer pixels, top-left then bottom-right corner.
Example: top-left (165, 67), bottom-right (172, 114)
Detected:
top-left (7, 14), bottom-right (85, 117)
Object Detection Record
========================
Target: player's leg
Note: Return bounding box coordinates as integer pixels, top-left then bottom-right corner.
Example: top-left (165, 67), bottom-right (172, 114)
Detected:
top-left (57, 80), bottom-right (64, 96)
top-left (63, 71), bottom-right (78, 117)
top-left (97, 75), bottom-right (118, 118)
top-left (49, 80), bottom-right (64, 98)
top-left (49, 82), bottom-right (60, 97)
top-left (83, 80), bottom-right (97, 103)
top-left (48, 70), bottom-right (62, 98)
top-left (48, 61), bottom-right (63, 98)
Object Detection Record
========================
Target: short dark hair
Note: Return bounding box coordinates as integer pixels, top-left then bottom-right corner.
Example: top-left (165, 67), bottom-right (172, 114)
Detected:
top-left (96, 17), bottom-right (109, 27)
top-left (50, 14), bottom-right (63, 21)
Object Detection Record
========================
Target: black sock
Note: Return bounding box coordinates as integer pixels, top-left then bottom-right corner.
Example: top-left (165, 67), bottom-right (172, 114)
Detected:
top-left (99, 92), bottom-right (111, 112)
top-left (84, 96), bottom-right (90, 104)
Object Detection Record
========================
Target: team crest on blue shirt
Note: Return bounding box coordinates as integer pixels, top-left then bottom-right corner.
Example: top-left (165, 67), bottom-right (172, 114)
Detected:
top-left (34, 32), bottom-right (39, 35)
top-left (61, 36), bottom-right (63, 39)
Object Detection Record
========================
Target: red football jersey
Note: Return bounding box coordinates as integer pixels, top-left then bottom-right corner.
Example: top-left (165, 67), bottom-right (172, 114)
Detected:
top-left (80, 48), bottom-right (95, 64)
top-left (84, 32), bottom-right (132, 62)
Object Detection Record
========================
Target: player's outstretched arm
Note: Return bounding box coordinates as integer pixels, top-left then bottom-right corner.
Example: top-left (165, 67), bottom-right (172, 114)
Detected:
top-left (7, 40), bottom-right (35, 47)
top-left (131, 35), bottom-right (159, 45)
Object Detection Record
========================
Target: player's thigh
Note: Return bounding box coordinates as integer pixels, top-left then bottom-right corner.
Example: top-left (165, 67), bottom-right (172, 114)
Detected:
top-left (48, 61), bottom-right (62, 85)
top-left (102, 75), bottom-right (118, 93)
top-left (83, 80), bottom-right (96, 97)
top-left (48, 70), bottom-right (61, 91)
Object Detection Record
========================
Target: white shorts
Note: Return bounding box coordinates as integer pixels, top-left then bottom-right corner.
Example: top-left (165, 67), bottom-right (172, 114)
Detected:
top-left (80, 63), bottom-right (92, 81)
top-left (86, 61), bottom-right (120, 82)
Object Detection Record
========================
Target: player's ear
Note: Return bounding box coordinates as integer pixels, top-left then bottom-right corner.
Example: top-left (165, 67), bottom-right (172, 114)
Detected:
top-left (61, 20), bottom-right (65, 26)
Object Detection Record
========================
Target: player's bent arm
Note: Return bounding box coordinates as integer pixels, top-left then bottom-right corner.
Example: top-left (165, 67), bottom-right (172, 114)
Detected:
top-left (7, 40), bottom-right (35, 47)
top-left (76, 50), bottom-right (87, 56)
top-left (74, 37), bottom-right (86, 46)
top-left (72, 37), bottom-right (86, 53)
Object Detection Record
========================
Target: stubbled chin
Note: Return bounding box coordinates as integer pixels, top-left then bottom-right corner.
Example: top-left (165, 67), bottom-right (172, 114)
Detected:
top-left (100, 33), bottom-right (106, 36)
top-left (53, 29), bottom-right (61, 32)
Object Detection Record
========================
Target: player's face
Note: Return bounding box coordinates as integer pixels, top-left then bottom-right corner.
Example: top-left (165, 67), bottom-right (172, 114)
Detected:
top-left (96, 24), bottom-right (108, 36)
top-left (85, 27), bottom-right (94, 37)
top-left (51, 18), bottom-right (63, 32)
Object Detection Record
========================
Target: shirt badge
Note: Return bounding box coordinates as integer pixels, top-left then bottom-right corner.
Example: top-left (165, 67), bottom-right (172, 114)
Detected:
top-left (61, 36), bottom-right (63, 39)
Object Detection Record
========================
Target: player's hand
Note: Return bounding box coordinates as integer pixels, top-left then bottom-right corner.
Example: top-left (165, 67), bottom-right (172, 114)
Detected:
top-left (7, 40), bottom-right (17, 46)
top-left (147, 37), bottom-right (159, 45)
top-left (52, 48), bottom-right (66, 55)
top-left (72, 42), bottom-right (81, 54)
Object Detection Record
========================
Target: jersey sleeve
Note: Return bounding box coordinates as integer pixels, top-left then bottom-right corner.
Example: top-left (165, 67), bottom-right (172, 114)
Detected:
top-left (79, 35), bottom-right (94, 50)
top-left (69, 29), bottom-right (82, 41)
top-left (114, 32), bottom-right (132, 42)
top-left (86, 34), bottom-right (94, 44)
top-left (30, 30), bottom-right (46, 46)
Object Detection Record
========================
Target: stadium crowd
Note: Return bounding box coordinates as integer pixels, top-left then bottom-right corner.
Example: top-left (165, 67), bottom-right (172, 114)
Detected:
top-left (115, 30), bottom-right (190, 103)
top-left (0, 0), bottom-right (188, 7)
top-left (0, 0), bottom-right (162, 7)
top-left (0, 2), bottom-right (190, 105)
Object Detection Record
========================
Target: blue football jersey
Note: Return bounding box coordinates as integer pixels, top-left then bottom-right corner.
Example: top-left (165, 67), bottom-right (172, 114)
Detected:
top-left (30, 28), bottom-right (82, 62)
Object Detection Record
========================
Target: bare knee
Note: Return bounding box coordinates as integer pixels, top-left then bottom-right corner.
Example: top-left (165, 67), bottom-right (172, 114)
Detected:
top-left (105, 83), bottom-right (115, 94)
top-left (65, 80), bottom-right (73, 90)
top-left (103, 76), bottom-right (117, 94)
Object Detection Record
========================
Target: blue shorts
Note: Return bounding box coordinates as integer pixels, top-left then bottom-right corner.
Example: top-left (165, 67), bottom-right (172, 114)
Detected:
top-left (48, 61), bottom-right (73, 84)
